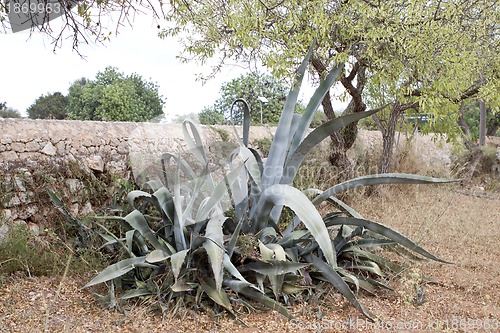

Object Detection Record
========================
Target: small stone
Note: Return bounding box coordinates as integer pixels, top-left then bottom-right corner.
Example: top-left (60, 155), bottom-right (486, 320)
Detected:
top-left (65, 179), bottom-right (82, 193)
top-left (41, 142), bottom-right (57, 156)
top-left (10, 142), bottom-right (25, 152)
top-left (25, 141), bottom-right (41, 152)
top-left (0, 224), bottom-right (9, 242)
top-left (86, 155), bottom-right (104, 172)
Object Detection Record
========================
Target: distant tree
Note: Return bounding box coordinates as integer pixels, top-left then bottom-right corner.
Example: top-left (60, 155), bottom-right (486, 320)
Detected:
top-left (67, 67), bottom-right (165, 122)
top-left (0, 102), bottom-right (21, 118)
top-left (199, 72), bottom-right (304, 125)
top-left (173, 113), bottom-right (199, 124)
top-left (26, 92), bottom-right (69, 119)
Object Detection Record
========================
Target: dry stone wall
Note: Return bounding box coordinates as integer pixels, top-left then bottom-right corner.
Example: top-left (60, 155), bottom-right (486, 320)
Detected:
top-left (1, 117), bottom-right (471, 239)
top-left (0, 118), bottom-right (275, 236)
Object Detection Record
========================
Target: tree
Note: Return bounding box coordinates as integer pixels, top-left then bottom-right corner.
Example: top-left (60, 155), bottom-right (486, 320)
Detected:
top-left (0, 102), bottom-right (21, 118)
top-left (67, 67), bottom-right (165, 122)
top-left (26, 92), bottom-right (69, 119)
top-left (3, 0), bottom-right (498, 170)
top-left (199, 72), bottom-right (302, 125)
top-left (160, 0), bottom-right (499, 172)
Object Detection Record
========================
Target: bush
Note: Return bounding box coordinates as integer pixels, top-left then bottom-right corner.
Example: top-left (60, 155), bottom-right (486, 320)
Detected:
top-left (83, 48), bottom-right (454, 321)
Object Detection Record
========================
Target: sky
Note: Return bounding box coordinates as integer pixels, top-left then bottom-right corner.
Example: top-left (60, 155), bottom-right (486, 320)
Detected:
top-left (1, 13), bottom-right (347, 121)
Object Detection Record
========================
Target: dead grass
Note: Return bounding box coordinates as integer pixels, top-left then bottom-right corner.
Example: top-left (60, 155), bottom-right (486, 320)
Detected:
top-left (1, 185), bottom-right (498, 332)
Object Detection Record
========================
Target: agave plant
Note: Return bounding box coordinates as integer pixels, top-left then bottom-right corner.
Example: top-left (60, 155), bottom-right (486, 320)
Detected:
top-left (84, 45), bottom-right (454, 321)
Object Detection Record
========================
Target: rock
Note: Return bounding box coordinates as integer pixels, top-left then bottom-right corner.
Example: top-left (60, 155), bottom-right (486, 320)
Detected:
top-left (27, 222), bottom-right (40, 236)
top-left (0, 224), bottom-right (9, 242)
top-left (25, 141), bottom-right (41, 152)
top-left (80, 202), bottom-right (93, 216)
top-left (86, 155), bottom-right (104, 172)
top-left (41, 142), bottom-right (57, 156)
top-left (65, 179), bottom-right (82, 193)
top-left (0, 151), bottom-right (18, 161)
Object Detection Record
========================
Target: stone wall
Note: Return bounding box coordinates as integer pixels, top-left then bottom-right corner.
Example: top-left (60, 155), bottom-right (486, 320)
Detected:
top-left (2, 117), bottom-right (476, 239)
top-left (0, 118), bottom-right (275, 235)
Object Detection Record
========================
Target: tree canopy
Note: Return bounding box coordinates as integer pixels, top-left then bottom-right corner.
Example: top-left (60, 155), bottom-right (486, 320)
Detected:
top-left (27, 92), bottom-right (69, 119)
top-left (67, 67), bottom-right (165, 122)
top-left (0, 102), bottom-right (21, 118)
top-left (199, 72), bottom-right (304, 125)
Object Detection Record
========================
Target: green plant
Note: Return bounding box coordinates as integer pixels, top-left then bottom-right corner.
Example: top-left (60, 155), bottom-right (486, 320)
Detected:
top-left (0, 225), bottom-right (65, 277)
top-left (253, 137), bottom-right (272, 157)
top-left (84, 47), bottom-right (455, 321)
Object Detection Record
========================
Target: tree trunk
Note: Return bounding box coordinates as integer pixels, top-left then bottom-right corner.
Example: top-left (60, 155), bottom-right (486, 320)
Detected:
top-left (311, 56), bottom-right (366, 170)
top-left (457, 102), bottom-right (475, 149)
top-left (379, 106), bottom-right (402, 174)
top-left (479, 100), bottom-right (487, 146)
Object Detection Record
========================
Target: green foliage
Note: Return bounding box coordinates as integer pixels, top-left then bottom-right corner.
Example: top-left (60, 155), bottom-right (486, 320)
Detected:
top-left (199, 72), bottom-right (304, 125)
top-left (26, 92), bottom-right (69, 119)
top-left (0, 225), bottom-right (64, 276)
top-left (0, 102), bottom-right (21, 118)
top-left (162, 0), bottom-right (499, 144)
top-left (463, 101), bottom-right (500, 140)
top-left (67, 67), bottom-right (165, 122)
top-left (84, 50), bottom-right (454, 320)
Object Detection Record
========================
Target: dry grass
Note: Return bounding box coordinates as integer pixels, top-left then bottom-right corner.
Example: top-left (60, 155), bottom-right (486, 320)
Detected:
top-left (1, 185), bottom-right (498, 332)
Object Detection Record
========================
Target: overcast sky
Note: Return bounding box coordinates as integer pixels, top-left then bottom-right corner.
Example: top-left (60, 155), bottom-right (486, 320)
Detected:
top-left (1, 14), bottom-right (346, 121)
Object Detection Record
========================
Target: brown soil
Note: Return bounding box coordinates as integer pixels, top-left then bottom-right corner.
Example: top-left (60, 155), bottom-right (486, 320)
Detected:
top-left (0, 186), bottom-right (499, 333)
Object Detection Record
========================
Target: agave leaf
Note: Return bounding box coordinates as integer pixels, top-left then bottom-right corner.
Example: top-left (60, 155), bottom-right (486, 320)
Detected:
top-left (240, 145), bottom-right (262, 191)
top-left (125, 229), bottom-right (137, 257)
top-left (123, 210), bottom-right (166, 251)
top-left (277, 230), bottom-right (310, 248)
top-left (153, 187), bottom-right (175, 223)
top-left (84, 256), bottom-right (146, 288)
top-left (127, 190), bottom-right (152, 208)
top-left (121, 288), bottom-right (152, 300)
top-left (313, 174), bottom-right (459, 206)
top-left (172, 160), bottom-right (188, 250)
top-left (288, 62), bottom-right (345, 159)
top-left (244, 260), bottom-right (309, 276)
top-left (182, 119), bottom-right (208, 165)
top-left (171, 249), bottom-right (189, 281)
top-left (359, 276), bottom-right (394, 290)
top-left (160, 152), bottom-right (197, 185)
top-left (223, 254), bottom-right (252, 285)
top-left (171, 279), bottom-right (195, 292)
top-left (143, 179), bottom-right (164, 192)
top-left (252, 184), bottom-right (336, 267)
top-left (346, 247), bottom-right (405, 274)
top-left (146, 249), bottom-right (170, 263)
top-left (203, 215), bottom-right (226, 291)
top-left (227, 218), bottom-right (244, 259)
top-left (229, 98), bottom-right (251, 146)
top-left (199, 275), bottom-right (234, 313)
top-left (345, 261), bottom-right (384, 277)
top-left (238, 286), bottom-right (294, 319)
top-left (327, 196), bottom-right (363, 219)
top-left (349, 238), bottom-right (396, 249)
top-left (325, 216), bottom-right (452, 264)
top-left (223, 278), bottom-right (254, 293)
top-left (265, 243), bottom-right (287, 261)
top-left (282, 283), bottom-right (311, 294)
top-left (262, 42), bottom-right (313, 190)
top-left (282, 108), bottom-right (381, 184)
top-left (258, 241), bottom-right (275, 260)
top-left (308, 254), bottom-right (375, 321)
top-left (357, 279), bottom-right (377, 295)
top-left (197, 164), bottom-right (243, 220)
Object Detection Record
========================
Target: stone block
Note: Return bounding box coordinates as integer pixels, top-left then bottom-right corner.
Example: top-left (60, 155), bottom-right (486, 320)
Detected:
top-left (10, 142), bottom-right (25, 152)
top-left (41, 142), bottom-right (57, 156)
top-left (86, 155), bottom-right (104, 172)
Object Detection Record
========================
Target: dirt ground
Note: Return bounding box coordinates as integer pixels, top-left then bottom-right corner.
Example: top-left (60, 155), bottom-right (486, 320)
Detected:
top-left (0, 185), bottom-right (499, 333)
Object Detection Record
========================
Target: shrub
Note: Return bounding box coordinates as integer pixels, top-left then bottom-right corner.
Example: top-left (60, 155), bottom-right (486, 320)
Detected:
top-left (83, 47), bottom-right (454, 320)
